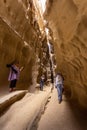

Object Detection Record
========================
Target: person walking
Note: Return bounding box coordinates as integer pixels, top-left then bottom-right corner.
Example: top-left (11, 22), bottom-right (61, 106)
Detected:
top-left (55, 72), bottom-right (64, 103)
top-left (40, 74), bottom-right (45, 91)
top-left (7, 61), bottom-right (24, 92)
top-left (51, 70), bottom-right (54, 92)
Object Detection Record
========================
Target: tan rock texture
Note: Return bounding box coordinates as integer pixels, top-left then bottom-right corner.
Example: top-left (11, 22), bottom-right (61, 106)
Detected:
top-left (45, 0), bottom-right (87, 108)
top-left (0, 0), bottom-right (43, 91)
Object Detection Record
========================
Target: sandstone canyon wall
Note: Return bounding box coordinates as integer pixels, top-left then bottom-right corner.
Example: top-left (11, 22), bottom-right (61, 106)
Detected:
top-left (45, 0), bottom-right (87, 108)
top-left (0, 0), bottom-right (47, 91)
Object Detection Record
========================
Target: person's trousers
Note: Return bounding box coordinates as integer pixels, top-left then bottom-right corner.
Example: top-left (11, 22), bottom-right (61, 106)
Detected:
top-left (56, 84), bottom-right (63, 101)
top-left (10, 79), bottom-right (17, 88)
top-left (40, 82), bottom-right (44, 91)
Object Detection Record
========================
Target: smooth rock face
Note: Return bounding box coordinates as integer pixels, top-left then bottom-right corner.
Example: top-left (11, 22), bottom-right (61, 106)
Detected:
top-left (45, 0), bottom-right (87, 108)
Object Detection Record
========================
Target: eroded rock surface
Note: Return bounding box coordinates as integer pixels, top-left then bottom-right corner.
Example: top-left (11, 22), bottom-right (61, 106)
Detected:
top-left (0, 0), bottom-right (87, 109)
top-left (0, 0), bottom-right (48, 92)
top-left (44, 0), bottom-right (87, 108)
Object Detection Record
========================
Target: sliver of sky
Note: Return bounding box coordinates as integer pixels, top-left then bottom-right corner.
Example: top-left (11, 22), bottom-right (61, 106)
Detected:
top-left (40, 0), bottom-right (47, 13)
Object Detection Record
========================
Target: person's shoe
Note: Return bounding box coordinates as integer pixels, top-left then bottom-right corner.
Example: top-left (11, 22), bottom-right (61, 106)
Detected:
top-left (59, 100), bottom-right (62, 104)
top-left (9, 88), bottom-right (13, 92)
top-left (59, 101), bottom-right (61, 104)
top-left (13, 88), bottom-right (16, 91)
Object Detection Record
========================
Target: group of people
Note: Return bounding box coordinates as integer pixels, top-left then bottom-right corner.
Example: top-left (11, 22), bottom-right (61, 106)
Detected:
top-left (40, 72), bottom-right (64, 104)
top-left (7, 61), bottom-right (64, 104)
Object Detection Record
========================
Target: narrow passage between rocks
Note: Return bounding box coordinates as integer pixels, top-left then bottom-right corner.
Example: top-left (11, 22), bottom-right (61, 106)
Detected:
top-left (36, 89), bottom-right (87, 130)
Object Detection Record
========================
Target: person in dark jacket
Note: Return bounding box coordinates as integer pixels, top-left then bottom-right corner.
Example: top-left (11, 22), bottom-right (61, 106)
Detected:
top-left (51, 70), bottom-right (54, 92)
top-left (40, 74), bottom-right (45, 91)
